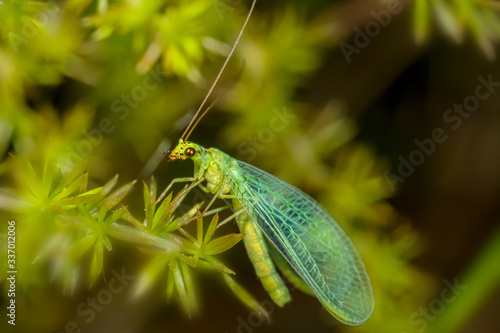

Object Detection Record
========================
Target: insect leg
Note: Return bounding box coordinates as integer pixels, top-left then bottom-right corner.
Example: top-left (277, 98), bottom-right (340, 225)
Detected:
top-left (169, 178), bottom-right (205, 207)
top-left (216, 208), bottom-right (245, 229)
top-left (180, 182), bottom-right (228, 227)
top-left (194, 180), bottom-right (234, 216)
top-left (200, 185), bottom-right (225, 216)
top-left (219, 194), bottom-right (237, 199)
top-left (156, 176), bottom-right (198, 204)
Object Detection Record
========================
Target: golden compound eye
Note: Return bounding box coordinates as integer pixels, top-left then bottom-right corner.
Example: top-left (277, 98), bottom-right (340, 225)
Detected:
top-left (185, 147), bottom-right (196, 157)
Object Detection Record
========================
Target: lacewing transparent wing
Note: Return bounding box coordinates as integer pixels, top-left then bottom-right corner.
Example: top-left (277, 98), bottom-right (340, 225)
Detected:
top-left (219, 153), bottom-right (374, 325)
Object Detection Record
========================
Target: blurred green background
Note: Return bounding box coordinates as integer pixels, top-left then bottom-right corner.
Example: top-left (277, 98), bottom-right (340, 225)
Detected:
top-left (1, 0), bottom-right (500, 332)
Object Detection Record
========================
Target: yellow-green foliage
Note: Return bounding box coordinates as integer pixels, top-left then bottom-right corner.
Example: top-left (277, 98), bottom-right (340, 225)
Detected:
top-left (0, 1), bottom-right (499, 332)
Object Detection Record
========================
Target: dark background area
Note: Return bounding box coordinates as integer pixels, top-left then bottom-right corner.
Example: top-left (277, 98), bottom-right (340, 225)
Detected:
top-left (1, 0), bottom-right (499, 332)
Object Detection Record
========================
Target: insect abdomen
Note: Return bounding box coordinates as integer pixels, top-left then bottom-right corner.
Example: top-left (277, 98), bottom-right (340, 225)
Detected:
top-left (232, 198), bottom-right (291, 307)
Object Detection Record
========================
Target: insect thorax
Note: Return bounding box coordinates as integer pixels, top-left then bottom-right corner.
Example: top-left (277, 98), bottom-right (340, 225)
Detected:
top-left (199, 147), bottom-right (232, 195)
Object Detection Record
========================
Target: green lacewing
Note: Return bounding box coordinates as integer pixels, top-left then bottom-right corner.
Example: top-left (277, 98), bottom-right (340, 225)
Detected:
top-left (167, 0), bottom-right (374, 325)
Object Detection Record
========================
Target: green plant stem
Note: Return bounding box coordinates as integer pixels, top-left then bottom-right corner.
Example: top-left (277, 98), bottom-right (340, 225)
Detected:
top-left (429, 224), bottom-right (500, 333)
top-left (107, 223), bottom-right (180, 253)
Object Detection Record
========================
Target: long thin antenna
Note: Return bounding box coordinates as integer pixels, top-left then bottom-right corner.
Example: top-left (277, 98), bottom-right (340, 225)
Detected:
top-left (184, 90), bottom-right (226, 141)
top-left (185, 62), bottom-right (245, 140)
top-left (181, 0), bottom-right (257, 141)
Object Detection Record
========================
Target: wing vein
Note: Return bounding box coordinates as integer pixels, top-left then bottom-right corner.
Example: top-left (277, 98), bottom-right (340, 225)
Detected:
top-left (218, 152), bottom-right (374, 325)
